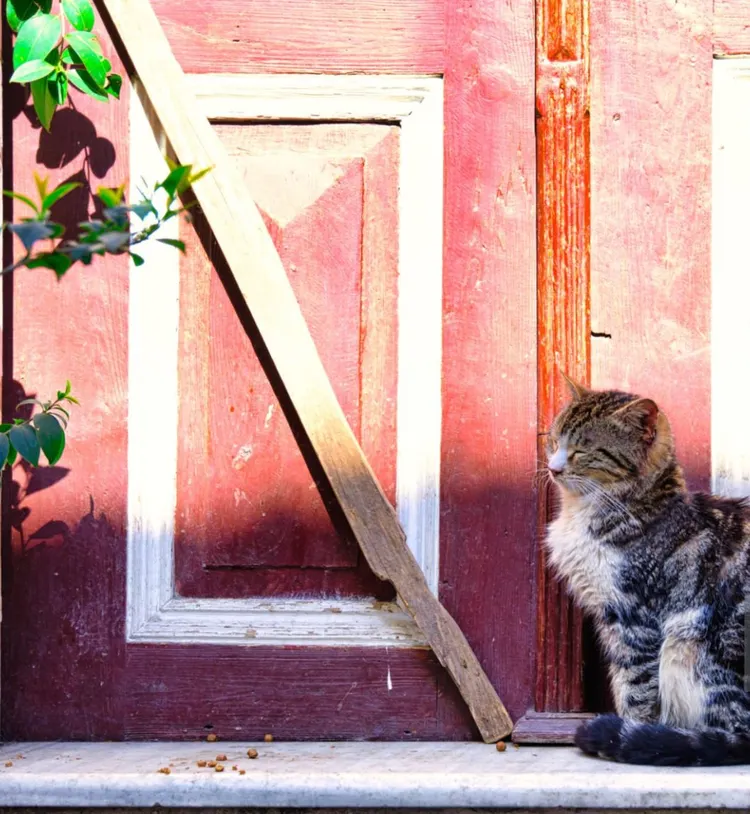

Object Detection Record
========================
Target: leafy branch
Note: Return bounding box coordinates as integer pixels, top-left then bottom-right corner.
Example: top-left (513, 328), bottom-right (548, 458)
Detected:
top-left (3, 162), bottom-right (211, 277)
top-left (8, 0), bottom-right (121, 131)
top-left (2, 380), bottom-right (78, 468)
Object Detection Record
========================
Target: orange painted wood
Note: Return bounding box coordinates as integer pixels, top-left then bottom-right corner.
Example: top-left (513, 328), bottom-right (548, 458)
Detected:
top-left (150, 0), bottom-right (444, 74)
top-left (714, 1), bottom-right (750, 56)
top-left (534, 0), bottom-right (590, 714)
top-left (440, 0), bottom-right (538, 724)
top-left (175, 123), bottom-right (399, 598)
top-left (590, 0), bottom-right (711, 491)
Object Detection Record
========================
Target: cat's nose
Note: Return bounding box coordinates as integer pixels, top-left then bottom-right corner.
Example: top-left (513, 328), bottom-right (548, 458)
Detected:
top-left (547, 447), bottom-right (567, 475)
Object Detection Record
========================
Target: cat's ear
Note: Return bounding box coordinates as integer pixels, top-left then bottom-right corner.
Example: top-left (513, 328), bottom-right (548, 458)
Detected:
top-left (561, 372), bottom-right (589, 402)
top-left (613, 398), bottom-right (659, 445)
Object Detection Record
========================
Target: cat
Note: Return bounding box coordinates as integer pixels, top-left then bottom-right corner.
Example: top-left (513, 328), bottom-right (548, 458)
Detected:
top-left (545, 375), bottom-right (750, 765)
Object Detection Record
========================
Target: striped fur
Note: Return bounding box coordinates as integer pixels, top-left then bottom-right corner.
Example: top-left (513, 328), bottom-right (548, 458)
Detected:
top-left (546, 380), bottom-right (750, 765)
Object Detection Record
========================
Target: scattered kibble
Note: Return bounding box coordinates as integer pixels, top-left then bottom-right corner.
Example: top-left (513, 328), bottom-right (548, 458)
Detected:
top-left (158, 767), bottom-right (171, 775)
top-left (206, 733), bottom-right (218, 742)
top-left (495, 741), bottom-right (507, 752)
top-left (207, 760), bottom-right (217, 768)
top-left (216, 754), bottom-right (227, 762)
top-left (196, 760), bottom-right (207, 767)
top-left (264, 734), bottom-right (273, 743)
top-left (247, 748), bottom-right (258, 759)
top-left (239, 769), bottom-right (246, 775)
top-left (4, 762), bottom-right (12, 768)
top-left (232, 765), bottom-right (238, 771)
top-left (215, 764), bottom-right (225, 772)
top-left (513, 743), bottom-right (520, 750)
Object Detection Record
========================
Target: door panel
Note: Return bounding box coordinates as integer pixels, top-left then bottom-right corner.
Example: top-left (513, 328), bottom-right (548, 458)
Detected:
top-left (2, 0), bottom-right (540, 739)
top-left (175, 124), bottom-right (399, 597)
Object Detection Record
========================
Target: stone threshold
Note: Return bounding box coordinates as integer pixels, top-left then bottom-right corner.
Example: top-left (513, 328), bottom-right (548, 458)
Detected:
top-left (1, 741), bottom-right (750, 808)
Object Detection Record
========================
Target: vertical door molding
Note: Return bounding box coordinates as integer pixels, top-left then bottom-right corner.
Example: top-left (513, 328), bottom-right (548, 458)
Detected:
top-left (534, 0), bottom-right (591, 715)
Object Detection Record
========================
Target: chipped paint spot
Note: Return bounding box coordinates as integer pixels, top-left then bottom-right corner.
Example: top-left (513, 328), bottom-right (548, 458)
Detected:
top-left (387, 666), bottom-right (393, 692)
top-left (232, 443), bottom-right (254, 470)
top-left (264, 404), bottom-right (275, 429)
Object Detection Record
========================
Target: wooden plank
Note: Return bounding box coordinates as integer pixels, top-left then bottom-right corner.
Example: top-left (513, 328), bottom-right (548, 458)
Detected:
top-left (124, 645), bottom-right (446, 740)
top-left (714, 0), bottom-right (750, 56)
top-left (512, 711), bottom-right (595, 744)
top-left (440, 0), bottom-right (537, 724)
top-left (535, 0), bottom-right (590, 713)
top-left (149, 0), bottom-right (444, 74)
top-left (590, 0), bottom-right (711, 492)
top-left (96, 0), bottom-right (512, 742)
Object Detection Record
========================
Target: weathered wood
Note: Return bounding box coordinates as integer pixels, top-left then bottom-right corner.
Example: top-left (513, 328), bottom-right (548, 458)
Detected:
top-left (97, 0), bottom-right (512, 741)
top-left (535, 0), bottom-right (590, 712)
top-left (149, 0), bottom-right (444, 74)
top-left (512, 711), bottom-right (595, 744)
top-left (440, 0), bottom-right (538, 724)
top-left (714, 0), bottom-right (750, 56)
top-left (590, 0), bottom-right (711, 492)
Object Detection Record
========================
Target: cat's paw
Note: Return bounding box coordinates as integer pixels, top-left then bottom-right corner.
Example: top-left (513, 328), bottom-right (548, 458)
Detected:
top-left (575, 714), bottom-right (624, 759)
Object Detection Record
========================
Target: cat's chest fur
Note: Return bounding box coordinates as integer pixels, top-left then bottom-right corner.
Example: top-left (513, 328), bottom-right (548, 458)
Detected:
top-left (545, 496), bottom-right (625, 613)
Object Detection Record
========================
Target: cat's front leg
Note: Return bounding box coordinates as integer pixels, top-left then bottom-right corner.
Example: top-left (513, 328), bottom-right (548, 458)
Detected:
top-left (609, 661), bottom-right (660, 723)
top-left (658, 609), bottom-right (707, 727)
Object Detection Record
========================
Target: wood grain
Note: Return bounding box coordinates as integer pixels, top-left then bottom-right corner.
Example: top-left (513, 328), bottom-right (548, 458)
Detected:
top-left (97, 0), bottom-right (512, 742)
top-left (440, 0), bottom-right (538, 725)
top-left (714, 1), bottom-right (750, 56)
top-left (149, 0), bottom-right (444, 75)
top-left (1, 30), bottom-right (130, 739)
top-left (590, 0), bottom-right (712, 491)
top-left (512, 711), bottom-right (594, 744)
top-left (535, 0), bottom-right (590, 713)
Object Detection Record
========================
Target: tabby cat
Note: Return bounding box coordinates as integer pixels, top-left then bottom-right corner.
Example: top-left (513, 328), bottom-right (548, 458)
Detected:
top-left (546, 376), bottom-right (750, 765)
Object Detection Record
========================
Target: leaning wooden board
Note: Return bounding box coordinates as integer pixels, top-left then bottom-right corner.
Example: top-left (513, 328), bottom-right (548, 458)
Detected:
top-left (95, 0), bottom-right (512, 742)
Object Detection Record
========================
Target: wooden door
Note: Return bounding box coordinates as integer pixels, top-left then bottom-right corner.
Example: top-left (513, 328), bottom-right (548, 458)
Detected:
top-left (1, 0), bottom-right (538, 739)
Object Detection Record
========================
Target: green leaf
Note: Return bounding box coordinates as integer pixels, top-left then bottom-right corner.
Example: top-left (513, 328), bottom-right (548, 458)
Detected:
top-left (48, 70), bottom-right (68, 105)
top-left (65, 395), bottom-right (79, 406)
top-left (61, 46), bottom-right (76, 64)
top-left (10, 57), bottom-right (55, 83)
top-left (130, 252), bottom-right (144, 267)
top-left (188, 166), bottom-right (213, 185)
top-left (0, 434), bottom-right (9, 470)
top-left (64, 30), bottom-right (105, 87)
top-left (42, 181), bottom-right (79, 211)
top-left (3, 190), bottom-right (40, 214)
top-left (33, 173), bottom-right (48, 202)
top-left (6, 442), bottom-right (17, 467)
top-left (25, 251), bottom-right (73, 277)
top-left (64, 380), bottom-right (71, 396)
top-left (8, 220), bottom-right (56, 251)
top-left (67, 65), bottom-right (107, 101)
top-left (33, 412), bottom-right (65, 465)
top-left (13, 13), bottom-right (60, 69)
top-left (30, 75), bottom-right (56, 130)
top-left (97, 231), bottom-right (129, 252)
top-left (61, 0), bottom-right (94, 31)
top-left (104, 72), bottom-right (122, 99)
top-left (16, 398), bottom-right (44, 408)
top-left (96, 185), bottom-right (124, 208)
top-left (158, 165), bottom-right (192, 199)
top-left (157, 238), bottom-right (186, 252)
top-left (6, 0), bottom-right (52, 32)
top-left (9, 423), bottom-right (40, 465)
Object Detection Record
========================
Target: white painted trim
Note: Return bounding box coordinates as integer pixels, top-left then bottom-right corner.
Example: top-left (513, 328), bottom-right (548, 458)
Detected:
top-left (127, 75), bottom-right (443, 646)
top-left (712, 60), bottom-right (750, 498)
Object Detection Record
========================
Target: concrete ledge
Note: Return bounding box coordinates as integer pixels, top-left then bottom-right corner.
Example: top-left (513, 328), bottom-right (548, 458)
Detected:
top-left (1, 741), bottom-right (750, 808)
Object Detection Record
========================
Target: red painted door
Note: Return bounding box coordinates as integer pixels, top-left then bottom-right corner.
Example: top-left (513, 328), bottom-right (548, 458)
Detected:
top-left (2, 0), bottom-right (538, 739)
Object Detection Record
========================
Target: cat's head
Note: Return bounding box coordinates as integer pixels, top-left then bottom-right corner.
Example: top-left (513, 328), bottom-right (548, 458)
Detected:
top-left (546, 375), bottom-right (675, 496)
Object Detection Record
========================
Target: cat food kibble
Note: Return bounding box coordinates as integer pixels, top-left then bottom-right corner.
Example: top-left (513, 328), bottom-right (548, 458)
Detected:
top-left (158, 767), bottom-right (171, 774)
top-left (216, 754), bottom-right (227, 761)
top-left (206, 733), bottom-right (217, 742)
top-left (264, 734), bottom-right (273, 742)
top-left (495, 741), bottom-right (506, 752)
top-left (215, 764), bottom-right (225, 772)
top-left (247, 748), bottom-right (258, 758)
top-left (196, 760), bottom-right (207, 767)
